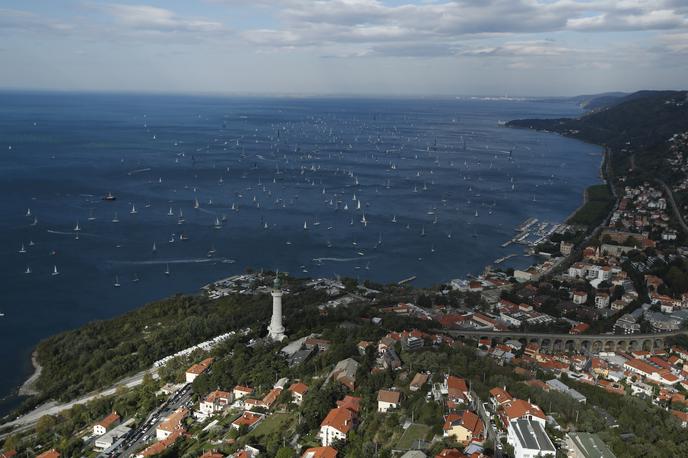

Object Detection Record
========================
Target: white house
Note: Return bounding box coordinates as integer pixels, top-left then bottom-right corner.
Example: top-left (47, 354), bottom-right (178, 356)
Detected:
top-left (507, 419), bottom-right (556, 458)
top-left (320, 407), bottom-right (354, 446)
top-left (377, 390), bottom-right (401, 413)
top-left (156, 408), bottom-right (188, 441)
top-left (93, 412), bottom-right (120, 437)
top-left (198, 390), bottom-right (232, 418)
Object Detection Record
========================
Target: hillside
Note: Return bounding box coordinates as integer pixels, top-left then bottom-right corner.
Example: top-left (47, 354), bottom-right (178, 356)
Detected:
top-left (509, 90), bottom-right (688, 152)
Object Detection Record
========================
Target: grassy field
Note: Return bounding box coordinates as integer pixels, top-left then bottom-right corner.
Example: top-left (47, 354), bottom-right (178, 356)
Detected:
top-left (396, 423), bottom-right (432, 450)
top-left (245, 412), bottom-right (294, 439)
top-left (567, 184), bottom-right (614, 227)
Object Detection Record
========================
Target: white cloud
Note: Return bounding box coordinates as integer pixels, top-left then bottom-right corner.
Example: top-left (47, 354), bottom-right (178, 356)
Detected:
top-left (102, 4), bottom-right (223, 33)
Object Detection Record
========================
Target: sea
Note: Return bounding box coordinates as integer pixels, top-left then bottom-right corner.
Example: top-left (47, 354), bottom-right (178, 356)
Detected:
top-left (0, 92), bottom-right (602, 416)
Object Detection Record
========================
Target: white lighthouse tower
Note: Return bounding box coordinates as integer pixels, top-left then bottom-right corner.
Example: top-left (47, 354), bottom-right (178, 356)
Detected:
top-left (268, 274), bottom-right (286, 342)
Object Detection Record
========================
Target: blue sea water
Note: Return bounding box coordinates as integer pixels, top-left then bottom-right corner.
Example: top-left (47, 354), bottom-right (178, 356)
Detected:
top-left (0, 92), bottom-right (602, 415)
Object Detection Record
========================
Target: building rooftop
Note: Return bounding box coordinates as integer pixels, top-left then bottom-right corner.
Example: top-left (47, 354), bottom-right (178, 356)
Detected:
top-left (510, 419), bottom-right (555, 453)
top-left (567, 432), bottom-right (617, 458)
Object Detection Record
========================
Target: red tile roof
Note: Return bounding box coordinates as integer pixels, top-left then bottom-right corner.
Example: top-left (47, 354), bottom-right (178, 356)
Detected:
top-left (36, 450), bottom-right (61, 458)
top-left (186, 357), bottom-right (214, 375)
top-left (301, 446), bottom-right (338, 458)
top-left (96, 411), bottom-right (120, 430)
top-left (504, 399), bottom-right (545, 421)
top-left (289, 382), bottom-right (309, 396)
top-left (139, 429), bottom-right (184, 457)
top-left (336, 395), bottom-right (361, 413)
top-left (321, 407), bottom-right (354, 434)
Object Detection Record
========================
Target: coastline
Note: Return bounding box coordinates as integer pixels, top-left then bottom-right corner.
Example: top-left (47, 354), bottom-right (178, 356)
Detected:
top-left (18, 351), bottom-right (41, 397)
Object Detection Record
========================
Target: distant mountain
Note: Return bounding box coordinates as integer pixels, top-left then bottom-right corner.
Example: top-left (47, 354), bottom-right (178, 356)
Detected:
top-left (508, 90), bottom-right (688, 152)
top-left (568, 92), bottom-right (628, 111)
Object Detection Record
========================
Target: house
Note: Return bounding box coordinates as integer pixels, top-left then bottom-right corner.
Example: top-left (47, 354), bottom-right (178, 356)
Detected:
top-left (672, 410), bottom-right (688, 427)
top-left (377, 390), bottom-right (401, 413)
top-left (489, 387), bottom-right (513, 410)
top-left (572, 291), bottom-right (588, 305)
top-left (305, 337), bottom-right (332, 352)
top-left (289, 382), bottom-right (309, 405)
top-left (445, 375), bottom-right (471, 404)
top-left (0, 451), bottom-right (17, 458)
top-left (595, 292), bottom-right (610, 309)
top-left (410, 372), bottom-right (429, 391)
top-left (93, 411), bottom-right (120, 436)
top-left (36, 450), bottom-right (61, 458)
top-left (231, 411), bottom-right (264, 431)
top-left (328, 358), bottom-right (359, 390)
top-left (136, 430), bottom-right (184, 457)
top-left (435, 449), bottom-right (465, 458)
top-left (185, 357), bottom-right (214, 383)
top-left (94, 424), bottom-right (132, 451)
top-left (443, 410), bottom-right (485, 445)
top-left (319, 407), bottom-right (355, 446)
top-left (503, 399), bottom-right (546, 426)
top-left (232, 445), bottom-right (260, 458)
top-left (199, 390), bottom-right (233, 417)
top-left (560, 241), bottom-right (574, 256)
top-left (302, 446), bottom-right (338, 458)
top-left (199, 452), bottom-right (225, 458)
top-left (336, 395), bottom-right (362, 413)
top-left (507, 419), bottom-right (556, 458)
top-left (565, 432), bottom-right (617, 458)
top-left (233, 385), bottom-right (254, 400)
top-left (569, 323), bottom-right (590, 335)
top-left (156, 407), bottom-right (189, 441)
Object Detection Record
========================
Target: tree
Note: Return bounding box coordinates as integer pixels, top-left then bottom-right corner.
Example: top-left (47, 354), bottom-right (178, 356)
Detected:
top-left (275, 447), bottom-right (295, 458)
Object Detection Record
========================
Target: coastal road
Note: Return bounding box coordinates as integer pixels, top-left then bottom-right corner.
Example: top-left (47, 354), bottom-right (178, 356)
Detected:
top-left (657, 179), bottom-right (688, 235)
top-left (0, 368), bottom-right (158, 438)
top-left (115, 383), bottom-right (192, 458)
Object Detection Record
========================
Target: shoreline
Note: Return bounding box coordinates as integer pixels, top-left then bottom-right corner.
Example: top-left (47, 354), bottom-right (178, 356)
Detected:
top-left (18, 351), bottom-right (41, 397)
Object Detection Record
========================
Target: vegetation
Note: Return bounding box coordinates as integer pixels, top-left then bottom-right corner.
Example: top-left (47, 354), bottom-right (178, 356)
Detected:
top-left (567, 184), bottom-right (614, 227)
top-left (31, 278), bottom-right (330, 405)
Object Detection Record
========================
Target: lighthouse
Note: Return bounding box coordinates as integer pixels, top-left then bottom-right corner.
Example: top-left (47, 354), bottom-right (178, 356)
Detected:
top-left (268, 274), bottom-right (287, 342)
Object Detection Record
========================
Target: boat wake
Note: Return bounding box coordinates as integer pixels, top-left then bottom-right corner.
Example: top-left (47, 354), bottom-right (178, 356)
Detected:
top-left (312, 257), bottom-right (370, 263)
top-left (111, 258), bottom-right (235, 265)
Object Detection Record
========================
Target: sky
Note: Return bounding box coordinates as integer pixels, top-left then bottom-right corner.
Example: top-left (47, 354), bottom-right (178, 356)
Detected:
top-left (1, 0), bottom-right (687, 96)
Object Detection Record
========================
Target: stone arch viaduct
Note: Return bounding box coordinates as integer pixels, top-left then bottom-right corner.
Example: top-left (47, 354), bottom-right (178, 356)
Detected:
top-left (443, 329), bottom-right (688, 353)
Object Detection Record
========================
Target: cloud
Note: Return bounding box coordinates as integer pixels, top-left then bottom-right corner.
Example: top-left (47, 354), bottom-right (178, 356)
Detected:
top-left (101, 3), bottom-right (223, 33)
top-left (0, 8), bottom-right (74, 33)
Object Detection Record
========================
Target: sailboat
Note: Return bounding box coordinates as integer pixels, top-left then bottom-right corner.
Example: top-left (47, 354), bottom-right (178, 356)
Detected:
top-left (421, 226), bottom-right (426, 237)
top-left (51, 265), bottom-right (59, 276)
top-left (194, 198), bottom-right (200, 209)
top-left (112, 212), bottom-right (119, 223)
top-left (114, 275), bottom-right (121, 287)
top-left (392, 215), bottom-right (397, 223)
top-left (164, 264), bottom-right (170, 276)
top-left (152, 242), bottom-right (157, 253)
top-left (214, 217), bottom-right (222, 229)
top-left (30, 216), bottom-right (38, 226)
top-left (26, 208), bottom-right (31, 217)
top-left (208, 245), bottom-right (216, 257)
top-left (130, 203), bottom-right (137, 214)
top-left (74, 221), bottom-right (81, 231)
top-left (303, 220), bottom-right (308, 230)
top-left (168, 207), bottom-right (174, 216)
top-left (88, 209), bottom-right (96, 221)
top-left (18, 243), bottom-right (26, 254)
top-left (25, 266), bottom-right (31, 274)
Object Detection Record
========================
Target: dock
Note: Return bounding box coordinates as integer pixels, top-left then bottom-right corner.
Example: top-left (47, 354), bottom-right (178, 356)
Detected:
top-left (398, 276), bottom-right (417, 285)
